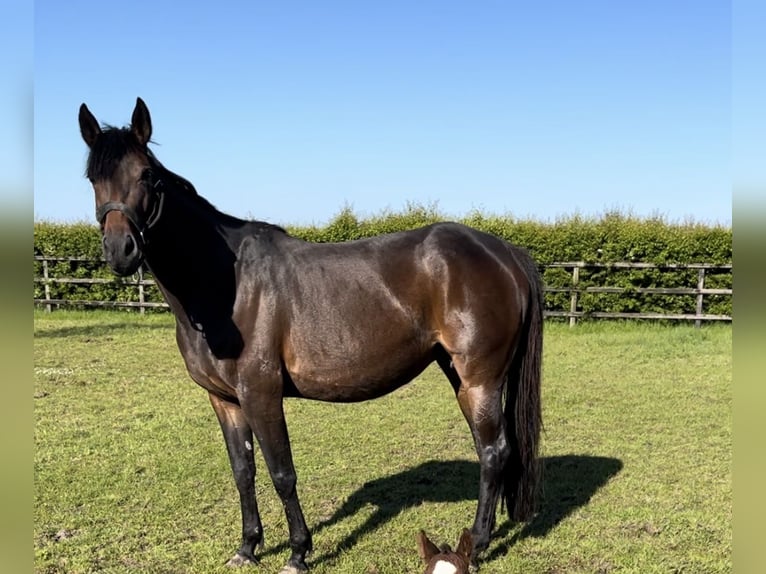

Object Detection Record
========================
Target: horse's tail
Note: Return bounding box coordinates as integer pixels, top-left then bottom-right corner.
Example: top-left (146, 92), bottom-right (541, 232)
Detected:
top-left (503, 248), bottom-right (544, 522)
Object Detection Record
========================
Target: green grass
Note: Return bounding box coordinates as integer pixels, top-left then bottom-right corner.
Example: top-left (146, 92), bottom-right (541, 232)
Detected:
top-left (34, 311), bottom-right (731, 573)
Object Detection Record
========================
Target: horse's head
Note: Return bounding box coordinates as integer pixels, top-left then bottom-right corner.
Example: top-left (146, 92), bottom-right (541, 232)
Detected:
top-left (417, 529), bottom-right (474, 574)
top-left (78, 98), bottom-right (164, 276)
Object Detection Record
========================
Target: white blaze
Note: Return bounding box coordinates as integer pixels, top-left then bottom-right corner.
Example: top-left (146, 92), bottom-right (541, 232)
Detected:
top-left (432, 560), bottom-right (458, 574)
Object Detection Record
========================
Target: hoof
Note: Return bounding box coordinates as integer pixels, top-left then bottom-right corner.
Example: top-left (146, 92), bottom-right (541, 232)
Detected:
top-left (278, 565), bottom-right (308, 574)
top-left (226, 553), bottom-right (256, 567)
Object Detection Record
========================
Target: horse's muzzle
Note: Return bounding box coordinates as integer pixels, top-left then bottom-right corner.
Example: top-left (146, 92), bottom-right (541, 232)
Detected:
top-left (102, 230), bottom-right (143, 276)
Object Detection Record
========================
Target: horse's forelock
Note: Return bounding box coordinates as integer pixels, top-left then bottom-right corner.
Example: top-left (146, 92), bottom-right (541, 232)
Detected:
top-left (85, 127), bottom-right (145, 181)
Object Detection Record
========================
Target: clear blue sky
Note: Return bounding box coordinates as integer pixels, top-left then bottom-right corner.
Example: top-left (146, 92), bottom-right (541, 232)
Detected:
top-left (33, 0), bottom-right (731, 227)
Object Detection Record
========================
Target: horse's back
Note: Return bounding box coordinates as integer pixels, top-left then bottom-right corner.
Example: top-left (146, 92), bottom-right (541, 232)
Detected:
top-left (271, 221), bottom-right (528, 331)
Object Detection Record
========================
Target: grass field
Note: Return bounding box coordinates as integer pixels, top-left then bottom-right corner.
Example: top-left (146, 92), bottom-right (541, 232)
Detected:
top-left (34, 311), bottom-right (731, 574)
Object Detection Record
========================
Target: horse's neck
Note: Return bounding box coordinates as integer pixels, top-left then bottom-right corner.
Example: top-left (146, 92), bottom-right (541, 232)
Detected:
top-left (145, 191), bottom-right (239, 320)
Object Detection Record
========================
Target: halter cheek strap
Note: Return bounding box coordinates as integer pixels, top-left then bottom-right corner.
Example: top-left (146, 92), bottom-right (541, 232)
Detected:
top-left (96, 179), bottom-right (165, 245)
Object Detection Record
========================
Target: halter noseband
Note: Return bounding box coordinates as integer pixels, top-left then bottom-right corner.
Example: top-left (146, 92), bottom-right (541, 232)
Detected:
top-left (96, 179), bottom-right (165, 245)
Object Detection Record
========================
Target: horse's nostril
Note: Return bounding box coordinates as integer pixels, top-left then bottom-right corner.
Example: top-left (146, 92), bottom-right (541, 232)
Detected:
top-left (124, 234), bottom-right (135, 257)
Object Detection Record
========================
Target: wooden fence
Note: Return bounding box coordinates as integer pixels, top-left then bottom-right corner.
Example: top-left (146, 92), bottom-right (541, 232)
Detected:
top-left (543, 261), bottom-right (732, 327)
top-left (34, 257), bottom-right (165, 314)
top-left (34, 256), bottom-right (732, 326)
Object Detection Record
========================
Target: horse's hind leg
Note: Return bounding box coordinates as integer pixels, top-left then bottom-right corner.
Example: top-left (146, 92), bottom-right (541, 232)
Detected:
top-left (208, 393), bottom-right (264, 566)
top-left (461, 383), bottom-right (510, 557)
top-left (438, 352), bottom-right (510, 561)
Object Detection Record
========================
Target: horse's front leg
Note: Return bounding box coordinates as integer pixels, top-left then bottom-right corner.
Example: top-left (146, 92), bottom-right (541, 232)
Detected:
top-left (208, 392), bottom-right (264, 566)
top-left (242, 387), bottom-right (312, 574)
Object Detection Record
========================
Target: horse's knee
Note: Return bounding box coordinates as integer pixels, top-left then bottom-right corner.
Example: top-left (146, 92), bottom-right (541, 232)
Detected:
top-left (271, 470), bottom-right (297, 499)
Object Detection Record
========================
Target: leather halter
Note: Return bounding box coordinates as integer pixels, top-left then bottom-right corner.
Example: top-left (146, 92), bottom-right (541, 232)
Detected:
top-left (96, 179), bottom-right (165, 245)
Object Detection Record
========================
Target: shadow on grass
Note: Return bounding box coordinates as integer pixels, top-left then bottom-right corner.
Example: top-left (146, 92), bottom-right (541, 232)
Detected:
top-left (484, 454), bottom-right (623, 561)
top-left (261, 455), bottom-right (622, 567)
top-left (34, 320), bottom-right (171, 339)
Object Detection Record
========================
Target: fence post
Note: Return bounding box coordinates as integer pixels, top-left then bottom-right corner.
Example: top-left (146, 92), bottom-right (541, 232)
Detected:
top-left (569, 264), bottom-right (580, 327)
top-left (695, 268), bottom-right (705, 328)
top-left (42, 258), bottom-right (52, 312)
top-left (138, 266), bottom-right (145, 315)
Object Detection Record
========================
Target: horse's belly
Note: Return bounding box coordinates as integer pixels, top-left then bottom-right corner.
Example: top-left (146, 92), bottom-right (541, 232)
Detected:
top-left (283, 341), bottom-right (433, 402)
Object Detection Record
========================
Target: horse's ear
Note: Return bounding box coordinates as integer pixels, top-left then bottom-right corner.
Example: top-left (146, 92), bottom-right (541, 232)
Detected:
top-left (78, 103), bottom-right (101, 148)
top-left (455, 528), bottom-right (473, 560)
top-left (416, 530), bottom-right (440, 564)
top-left (131, 97), bottom-right (152, 146)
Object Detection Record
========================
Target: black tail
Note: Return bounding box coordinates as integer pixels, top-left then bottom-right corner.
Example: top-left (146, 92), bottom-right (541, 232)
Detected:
top-left (503, 249), bottom-right (543, 521)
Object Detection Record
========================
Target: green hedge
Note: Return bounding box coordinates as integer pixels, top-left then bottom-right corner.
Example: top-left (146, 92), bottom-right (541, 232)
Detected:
top-left (34, 207), bottom-right (732, 317)
top-left (32, 221), bottom-right (164, 308)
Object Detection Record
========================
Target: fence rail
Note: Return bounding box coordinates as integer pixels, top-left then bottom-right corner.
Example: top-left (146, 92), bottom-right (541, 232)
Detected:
top-left (546, 261), bottom-right (731, 327)
top-left (34, 256), bottom-right (732, 326)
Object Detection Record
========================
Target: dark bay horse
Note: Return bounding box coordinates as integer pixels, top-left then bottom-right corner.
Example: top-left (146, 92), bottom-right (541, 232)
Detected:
top-left (78, 98), bottom-right (543, 574)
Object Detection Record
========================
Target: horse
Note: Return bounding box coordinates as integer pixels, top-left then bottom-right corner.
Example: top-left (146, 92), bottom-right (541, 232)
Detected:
top-left (417, 529), bottom-right (473, 574)
top-left (77, 97), bottom-right (544, 574)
